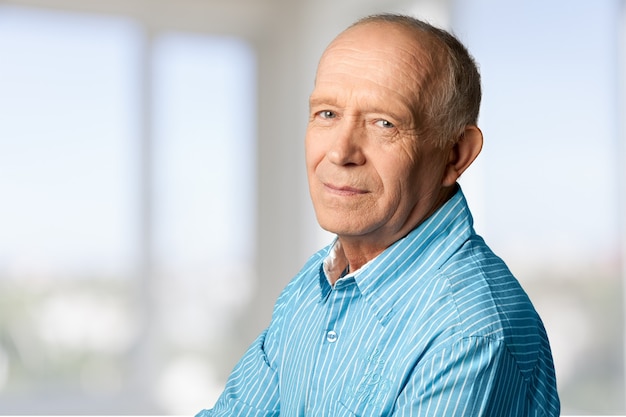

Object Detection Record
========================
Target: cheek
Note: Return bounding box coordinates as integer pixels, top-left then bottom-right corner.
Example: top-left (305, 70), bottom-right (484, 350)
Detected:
top-left (377, 156), bottom-right (440, 214)
top-left (377, 157), bottom-right (415, 196)
top-left (403, 159), bottom-right (447, 201)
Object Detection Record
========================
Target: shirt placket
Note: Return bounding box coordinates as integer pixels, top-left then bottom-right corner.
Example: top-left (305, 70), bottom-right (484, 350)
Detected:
top-left (306, 278), bottom-right (358, 415)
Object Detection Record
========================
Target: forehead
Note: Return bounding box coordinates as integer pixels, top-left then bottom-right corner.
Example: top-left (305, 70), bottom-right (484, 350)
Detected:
top-left (313, 23), bottom-right (431, 109)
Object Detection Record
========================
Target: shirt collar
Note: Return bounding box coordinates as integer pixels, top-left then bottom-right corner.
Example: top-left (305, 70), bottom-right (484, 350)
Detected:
top-left (318, 186), bottom-right (475, 324)
top-left (319, 238), bottom-right (375, 299)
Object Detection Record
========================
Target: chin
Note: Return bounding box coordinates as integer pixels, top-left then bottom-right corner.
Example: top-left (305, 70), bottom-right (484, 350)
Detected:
top-left (316, 215), bottom-right (366, 237)
top-left (316, 216), bottom-right (349, 236)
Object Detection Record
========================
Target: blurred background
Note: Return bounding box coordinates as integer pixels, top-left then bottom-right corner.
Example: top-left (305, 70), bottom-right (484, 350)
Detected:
top-left (0, 0), bottom-right (624, 414)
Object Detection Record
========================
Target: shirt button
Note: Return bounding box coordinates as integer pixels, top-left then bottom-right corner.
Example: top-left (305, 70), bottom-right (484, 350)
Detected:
top-left (326, 330), bottom-right (338, 343)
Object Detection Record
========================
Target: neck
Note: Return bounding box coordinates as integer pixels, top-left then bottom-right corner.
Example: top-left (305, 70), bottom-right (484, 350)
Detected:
top-left (335, 239), bottom-right (384, 275)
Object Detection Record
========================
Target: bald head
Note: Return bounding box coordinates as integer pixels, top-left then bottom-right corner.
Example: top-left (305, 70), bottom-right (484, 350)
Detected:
top-left (320, 14), bottom-right (482, 147)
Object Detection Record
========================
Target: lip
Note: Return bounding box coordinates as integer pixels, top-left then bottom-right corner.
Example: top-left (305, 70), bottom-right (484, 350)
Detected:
top-left (323, 182), bottom-right (368, 196)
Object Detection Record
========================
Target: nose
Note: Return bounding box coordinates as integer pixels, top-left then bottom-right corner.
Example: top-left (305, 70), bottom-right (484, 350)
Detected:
top-left (326, 120), bottom-right (366, 166)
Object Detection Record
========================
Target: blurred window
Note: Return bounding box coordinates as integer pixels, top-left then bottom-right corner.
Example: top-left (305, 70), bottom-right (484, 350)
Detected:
top-left (0, 6), bottom-right (255, 414)
top-left (151, 33), bottom-right (256, 413)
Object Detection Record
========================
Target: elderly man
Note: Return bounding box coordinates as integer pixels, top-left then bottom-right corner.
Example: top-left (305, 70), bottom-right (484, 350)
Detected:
top-left (197, 14), bottom-right (560, 416)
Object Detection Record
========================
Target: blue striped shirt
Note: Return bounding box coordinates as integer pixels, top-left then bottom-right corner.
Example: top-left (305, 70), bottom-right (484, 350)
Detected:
top-left (197, 188), bottom-right (560, 416)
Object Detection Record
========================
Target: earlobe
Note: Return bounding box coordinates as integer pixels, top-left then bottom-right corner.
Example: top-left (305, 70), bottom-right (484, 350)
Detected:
top-left (442, 125), bottom-right (483, 187)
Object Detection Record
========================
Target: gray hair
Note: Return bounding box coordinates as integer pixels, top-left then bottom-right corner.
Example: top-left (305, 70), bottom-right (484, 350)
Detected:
top-left (351, 14), bottom-right (482, 147)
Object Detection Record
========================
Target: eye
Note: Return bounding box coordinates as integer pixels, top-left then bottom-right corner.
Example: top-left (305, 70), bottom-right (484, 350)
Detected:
top-left (376, 119), bottom-right (395, 128)
top-left (317, 110), bottom-right (336, 119)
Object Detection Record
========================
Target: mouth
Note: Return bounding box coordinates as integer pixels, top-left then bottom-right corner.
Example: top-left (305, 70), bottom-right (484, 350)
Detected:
top-left (323, 183), bottom-right (368, 196)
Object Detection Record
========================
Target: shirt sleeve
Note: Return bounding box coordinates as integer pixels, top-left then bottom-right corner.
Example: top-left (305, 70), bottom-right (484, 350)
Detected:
top-left (392, 336), bottom-right (541, 417)
top-left (195, 329), bottom-right (281, 417)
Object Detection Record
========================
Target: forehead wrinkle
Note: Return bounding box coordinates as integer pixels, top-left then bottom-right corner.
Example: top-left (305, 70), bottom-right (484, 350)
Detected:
top-left (320, 41), bottom-right (426, 80)
top-left (317, 39), bottom-right (431, 111)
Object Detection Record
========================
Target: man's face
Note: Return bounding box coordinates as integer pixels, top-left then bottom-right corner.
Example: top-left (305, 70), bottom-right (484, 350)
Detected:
top-left (305, 23), bottom-right (453, 248)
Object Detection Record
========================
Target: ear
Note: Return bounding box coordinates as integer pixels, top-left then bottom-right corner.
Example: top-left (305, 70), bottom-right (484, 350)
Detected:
top-left (442, 125), bottom-right (483, 187)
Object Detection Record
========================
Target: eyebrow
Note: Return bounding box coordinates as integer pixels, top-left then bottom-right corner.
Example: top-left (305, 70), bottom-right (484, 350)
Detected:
top-left (308, 95), bottom-right (337, 108)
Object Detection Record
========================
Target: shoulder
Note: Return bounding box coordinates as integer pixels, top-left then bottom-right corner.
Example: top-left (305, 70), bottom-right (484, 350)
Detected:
top-left (436, 234), bottom-right (556, 379)
top-left (420, 236), bottom-right (559, 413)
top-left (440, 234), bottom-right (536, 338)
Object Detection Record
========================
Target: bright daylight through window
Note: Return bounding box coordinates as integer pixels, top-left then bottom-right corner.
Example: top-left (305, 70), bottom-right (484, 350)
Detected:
top-left (0, 5), bottom-right (256, 414)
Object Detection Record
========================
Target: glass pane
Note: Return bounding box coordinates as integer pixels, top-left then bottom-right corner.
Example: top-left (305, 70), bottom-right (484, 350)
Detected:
top-left (0, 5), bottom-right (142, 413)
top-left (151, 33), bottom-right (256, 414)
